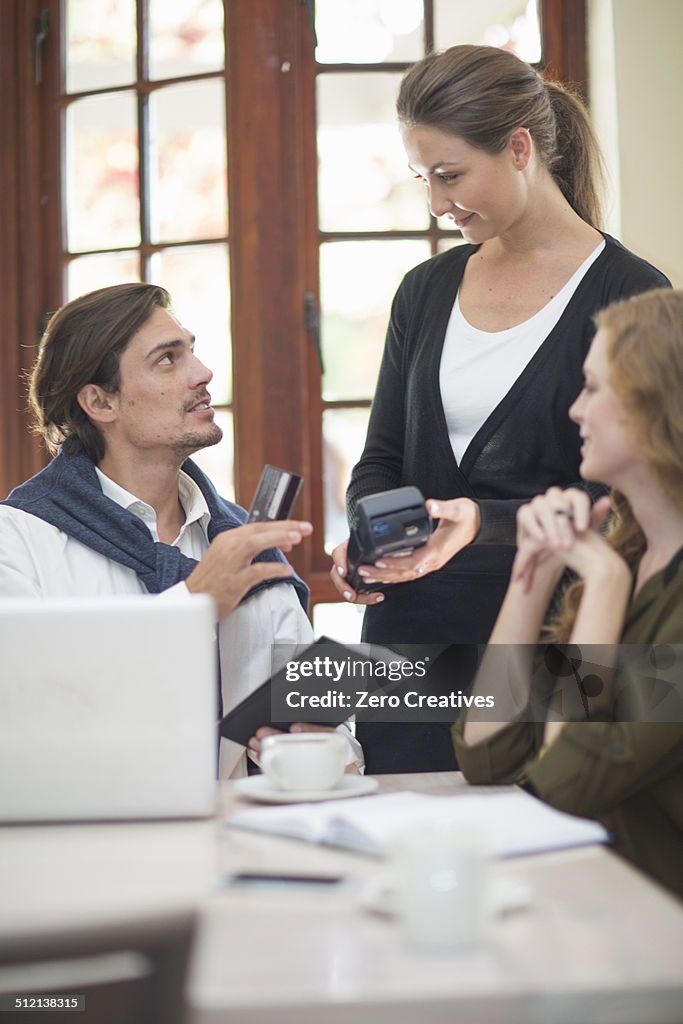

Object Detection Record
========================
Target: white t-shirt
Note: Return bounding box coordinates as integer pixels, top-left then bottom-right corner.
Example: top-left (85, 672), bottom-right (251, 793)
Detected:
top-left (0, 469), bottom-right (365, 778)
top-left (440, 241), bottom-right (605, 463)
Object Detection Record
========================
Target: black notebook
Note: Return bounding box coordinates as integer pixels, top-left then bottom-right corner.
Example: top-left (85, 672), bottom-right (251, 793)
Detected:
top-left (219, 636), bottom-right (370, 746)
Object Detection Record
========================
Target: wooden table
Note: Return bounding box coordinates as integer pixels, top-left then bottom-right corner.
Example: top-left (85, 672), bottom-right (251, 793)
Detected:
top-left (1, 774), bottom-right (682, 1024)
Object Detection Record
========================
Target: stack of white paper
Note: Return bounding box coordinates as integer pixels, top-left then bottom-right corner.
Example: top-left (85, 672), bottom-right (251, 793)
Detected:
top-left (227, 789), bottom-right (609, 857)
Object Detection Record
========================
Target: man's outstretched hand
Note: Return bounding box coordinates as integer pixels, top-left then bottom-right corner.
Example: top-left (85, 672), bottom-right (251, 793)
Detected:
top-left (186, 519), bottom-right (312, 620)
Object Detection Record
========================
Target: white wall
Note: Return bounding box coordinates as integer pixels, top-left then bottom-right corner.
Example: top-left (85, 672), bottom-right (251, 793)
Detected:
top-left (588, 0), bottom-right (683, 286)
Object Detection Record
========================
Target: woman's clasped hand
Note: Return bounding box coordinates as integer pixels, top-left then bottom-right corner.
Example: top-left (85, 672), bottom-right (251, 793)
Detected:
top-left (511, 487), bottom-right (619, 594)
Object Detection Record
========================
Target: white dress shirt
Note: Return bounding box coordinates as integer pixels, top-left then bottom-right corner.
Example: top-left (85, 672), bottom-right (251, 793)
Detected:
top-left (0, 468), bottom-right (362, 777)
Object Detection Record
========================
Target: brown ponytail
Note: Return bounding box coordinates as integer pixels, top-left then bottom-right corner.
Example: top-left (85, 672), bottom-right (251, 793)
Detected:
top-left (544, 80), bottom-right (604, 229)
top-left (397, 45), bottom-right (604, 228)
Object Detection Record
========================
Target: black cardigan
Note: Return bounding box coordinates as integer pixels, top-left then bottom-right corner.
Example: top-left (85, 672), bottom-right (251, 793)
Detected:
top-left (348, 234), bottom-right (670, 772)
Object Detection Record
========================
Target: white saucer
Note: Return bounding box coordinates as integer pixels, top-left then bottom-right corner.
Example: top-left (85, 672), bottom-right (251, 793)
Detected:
top-left (232, 774), bottom-right (379, 804)
top-left (360, 873), bottom-right (531, 918)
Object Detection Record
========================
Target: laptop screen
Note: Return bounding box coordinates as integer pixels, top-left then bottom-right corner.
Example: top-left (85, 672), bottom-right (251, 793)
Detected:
top-left (0, 594), bottom-right (217, 822)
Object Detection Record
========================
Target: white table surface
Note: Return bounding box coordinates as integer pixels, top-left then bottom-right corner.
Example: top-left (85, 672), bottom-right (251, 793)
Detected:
top-left (2, 773), bottom-right (682, 1024)
top-left (189, 772), bottom-right (683, 1024)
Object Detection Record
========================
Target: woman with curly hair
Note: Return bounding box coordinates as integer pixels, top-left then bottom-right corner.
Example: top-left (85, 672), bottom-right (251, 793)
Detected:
top-left (451, 288), bottom-right (683, 898)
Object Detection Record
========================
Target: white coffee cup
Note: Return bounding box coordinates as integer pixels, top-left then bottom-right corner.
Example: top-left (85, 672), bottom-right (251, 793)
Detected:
top-left (260, 732), bottom-right (347, 792)
top-left (392, 820), bottom-right (490, 951)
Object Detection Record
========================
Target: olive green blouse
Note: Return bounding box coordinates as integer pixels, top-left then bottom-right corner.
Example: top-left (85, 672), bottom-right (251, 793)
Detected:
top-left (452, 549), bottom-right (683, 899)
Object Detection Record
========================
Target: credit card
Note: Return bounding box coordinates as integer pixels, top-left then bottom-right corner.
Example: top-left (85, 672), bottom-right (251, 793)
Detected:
top-left (247, 465), bottom-right (304, 522)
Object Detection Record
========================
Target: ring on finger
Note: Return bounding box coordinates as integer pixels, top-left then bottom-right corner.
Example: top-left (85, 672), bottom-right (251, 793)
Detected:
top-left (554, 508), bottom-right (574, 519)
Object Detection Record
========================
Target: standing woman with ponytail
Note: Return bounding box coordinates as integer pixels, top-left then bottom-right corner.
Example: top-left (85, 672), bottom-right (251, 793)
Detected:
top-left (329, 45), bottom-right (670, 773)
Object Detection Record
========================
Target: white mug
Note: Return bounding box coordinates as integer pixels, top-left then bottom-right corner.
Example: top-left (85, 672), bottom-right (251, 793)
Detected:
top-left (392, 821), bottom-right (490, 951)
top-left (260, 732), bottom-right (347, 792)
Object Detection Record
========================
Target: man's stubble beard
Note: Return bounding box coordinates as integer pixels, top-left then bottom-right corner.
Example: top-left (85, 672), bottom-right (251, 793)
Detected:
top-left (173, 422), bottom-right (223, 459)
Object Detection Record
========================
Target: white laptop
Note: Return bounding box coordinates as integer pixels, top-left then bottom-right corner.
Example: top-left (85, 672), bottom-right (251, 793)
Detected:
top-left (0, 595), bottom-right (217, 822)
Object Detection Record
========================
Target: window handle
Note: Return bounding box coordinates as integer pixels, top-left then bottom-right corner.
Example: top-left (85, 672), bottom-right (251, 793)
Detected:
top-left (298, 0), bottom-right (318, 48)
top-left (304, 290), bottom-right (324, 374)
top-left (34, 7), bottom-right (49, 86)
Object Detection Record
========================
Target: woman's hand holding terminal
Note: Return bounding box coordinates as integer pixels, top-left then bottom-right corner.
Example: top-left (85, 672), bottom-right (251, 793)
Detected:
top-left (329, 497), bottom-right (480, 601)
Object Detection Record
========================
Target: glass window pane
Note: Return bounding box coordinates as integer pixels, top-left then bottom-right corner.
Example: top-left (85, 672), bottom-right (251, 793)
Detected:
top-left (323, 408), bottom-right (371, 551)
top-left (65, 0), bottom-right (136, 93)
top-left (318, 74), bottom-right (428, 232)
top-left (149, 0), bottom-right (225, 80)
top-left (149, 80), bottom-right (228, 244)
top-left (191, 409), bottom-right (234, 501)
top-left (65, 93), bottom-right (140, 253)
top-left (67, 252), bottom-right (140, 300)
top-left (316, 0), bottom-right (424, 64)
top-left (434, 0), bottom-right (541, 63)
top-left (320, 240), bottom-right (431, 401)
top-left (150, 245), bottom-right (231, 405)
top-left (313, 602), bottom-right (364, 644)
